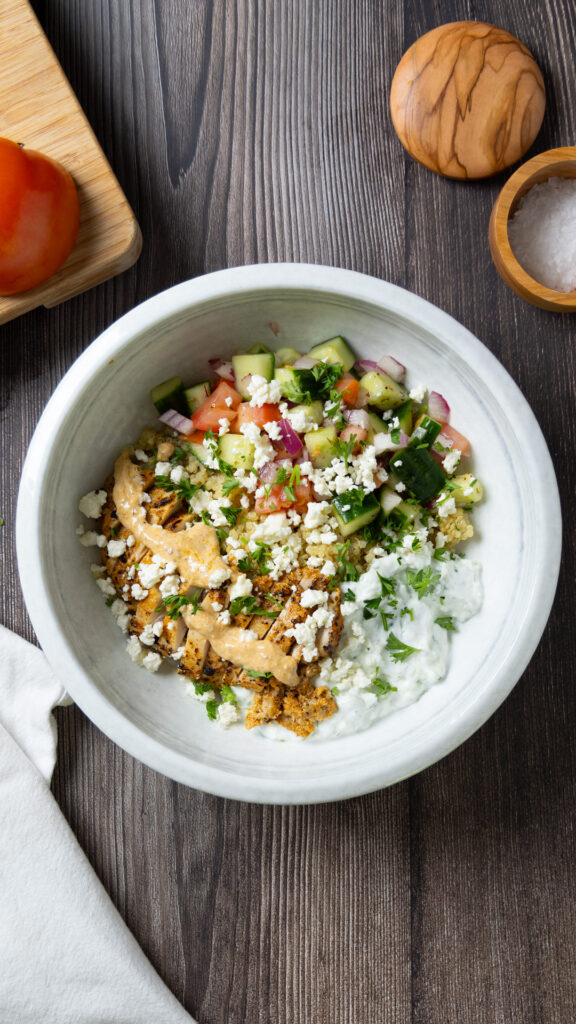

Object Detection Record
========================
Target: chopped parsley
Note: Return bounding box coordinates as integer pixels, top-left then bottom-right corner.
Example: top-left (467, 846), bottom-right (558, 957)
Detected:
top-left (237, 542), bottom-right (271, 576)
top-left (193, 680), bottom-right (214, 696)
top-left (154, 475), bottom-right (204, 507)
top-left (229, 594), bottom-right (278, 617)
top-left (406, 566), bottom-right (441, 599)
top-left (205, 699), bottom-right (219, 720)
top-left (157, 592), bottom-right (201, 619)
top-left (324, 388), bottom-right (346, 429)
top-left (372, 676), bottom-right (398, 697)
top-left (282, 362), bottom-right (344, 404)
top-left (330, 433), bottom-right (358, 470)
top-left (221, 475), bottom-right (240, 497)
top-left (105, 596), bottom-right (115, 607)
top-left (244, 668), bottom-right (272, 679)
top-left (334, 540), bottom-right (360, 583)
top-left (220, 506), bottom-right (242, 526)
top-left (386, 632), bottom-right (420, 662)
top-left (220, 685), bottom-right (238, 705)
top-left (343, 589), bottom-right (356, 602)
top-left (435, 616), bottom-right (456, 631)
top-left (433, 546), bottom-right (448, 561)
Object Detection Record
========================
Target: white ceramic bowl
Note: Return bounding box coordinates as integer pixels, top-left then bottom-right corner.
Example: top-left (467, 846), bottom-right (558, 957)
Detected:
top-left (17, 264), bottom-right (561, 804)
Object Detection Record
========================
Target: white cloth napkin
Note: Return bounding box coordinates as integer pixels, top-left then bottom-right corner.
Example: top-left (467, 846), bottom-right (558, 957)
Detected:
top-left (0, 625), bottom-right (195, 1024)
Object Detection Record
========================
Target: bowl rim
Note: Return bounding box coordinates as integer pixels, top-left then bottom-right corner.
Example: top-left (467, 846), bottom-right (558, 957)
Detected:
top-left (16, 263), bottom-right (562, 803)
top-left (489, 145), bottom-right (576, 311)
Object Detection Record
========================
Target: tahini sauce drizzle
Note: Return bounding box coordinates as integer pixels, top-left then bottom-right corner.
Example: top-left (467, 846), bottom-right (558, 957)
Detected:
top-left (113, 451), bottom-right (299, 687)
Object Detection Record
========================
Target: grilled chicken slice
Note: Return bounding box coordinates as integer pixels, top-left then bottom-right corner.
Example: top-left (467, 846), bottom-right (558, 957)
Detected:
top-left (277, 681), bottom-right (337, 738)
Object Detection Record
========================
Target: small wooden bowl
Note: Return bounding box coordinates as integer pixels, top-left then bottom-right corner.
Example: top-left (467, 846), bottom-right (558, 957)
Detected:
top-left (489, 146), bottom-right (576, 311)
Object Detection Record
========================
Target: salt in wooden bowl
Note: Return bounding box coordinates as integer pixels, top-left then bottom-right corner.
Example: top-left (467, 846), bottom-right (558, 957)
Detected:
top-left (489, 146), bottom-right (576, 312)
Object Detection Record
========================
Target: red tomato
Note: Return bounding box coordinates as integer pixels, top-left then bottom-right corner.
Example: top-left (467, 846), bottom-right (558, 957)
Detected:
top-left (255, 479), bottom-right (314, 514)
top-left (191, 380), bottom-right (242, 430)
top-left (0, 137), bottom-right (80, 295)
top-left (236, 403), bottom-right (281, 428)
top-left (339, 424), bottom-right (368, 453)
top-left (441, 423), bottom-right (470, 456)
top-left (334, 375), bottom-right (359, 406)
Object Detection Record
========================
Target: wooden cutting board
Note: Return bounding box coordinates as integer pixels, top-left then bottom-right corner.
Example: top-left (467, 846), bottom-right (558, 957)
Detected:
top-left (0, 0), bottom-right (142, 324)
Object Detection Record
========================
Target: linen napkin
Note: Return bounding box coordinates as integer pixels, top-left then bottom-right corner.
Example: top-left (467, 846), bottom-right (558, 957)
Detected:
top-left (0, 624), bottom-right (195, 1024)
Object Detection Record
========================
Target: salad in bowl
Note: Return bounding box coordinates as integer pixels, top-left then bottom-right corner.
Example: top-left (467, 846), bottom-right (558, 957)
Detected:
top-left (77, 333), bottom-right (483, 741)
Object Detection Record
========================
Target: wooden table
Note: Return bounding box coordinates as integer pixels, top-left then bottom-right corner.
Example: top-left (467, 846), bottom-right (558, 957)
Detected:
top-left (2, 2), bottom-right (575, 1021)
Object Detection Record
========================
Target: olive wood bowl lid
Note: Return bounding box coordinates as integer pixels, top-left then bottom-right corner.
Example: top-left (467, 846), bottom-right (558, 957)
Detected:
top-left (489, 146), bottom-right (576, 312)
top-left (390, 21), bottom-right (546, 180)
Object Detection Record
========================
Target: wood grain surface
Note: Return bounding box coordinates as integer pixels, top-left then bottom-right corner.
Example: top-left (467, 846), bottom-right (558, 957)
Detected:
top-left (1, 1), bottom-right (575, 1022)
top-left (390, 20), bottom-right (546, 179)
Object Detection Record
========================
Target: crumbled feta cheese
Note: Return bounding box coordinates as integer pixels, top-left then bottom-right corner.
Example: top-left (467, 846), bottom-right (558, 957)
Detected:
top-left (170, 465), bottom-right (186, 484)
top-left (300, 588), bottom-right (329, 609)
top-left (110, 598), bottom-right (130, 633)
top-left (142, 652), bottom-right (162, 673)
top-left (217, 702), bottom-right (241, 728)
top-left (107, 538), bottom-right (127, 558)
top-left (152, 620), bottom-right (164, 638)
top-left (218, 417), bottom-right (231, 436)
top-left (247, 374), bottom-right (282, 407)
top-left (442, 450), bottom-right (461, 475)
top-left (187, 682), bottom-right (216, 703)
top-left (139, 624), bottom-right (156, 646)
top-left (394, 481), bottom-right (406, 493)
top-left (159, 574), bottom-right (181, 599)
top-left (209, 567), bottom-right (230, 588)
top-left (285, 618), bottom-right (318, 662)
top-left (263, 420), bottom-right (282, 441)
top-left (126, 534), bottom-right (135, 548)
top-left (138, 561), bottom-right (164, 589)
top-left (409, 385), bottom-right (427, 404)
top-left (171, 645), bottom-right (186, 662)
top-left (436, 495), bottom-right (457, 518)
top-left (95, 577), bottom-right (116, 598)
top-left (283, 406), bottom-right (319, 433)
top-left (239, 421), bottom-right (275, 469)
top-left (224, 395), bottom-right (233, 407)
top-left (126, 635), bottom-right (144, 663)
top-left (250, 512), bottom-right (292, 547)
top-left (78, 489), bottom-right (107, 519)
top-left (218, 609), bottom-right (231, 625)
top-left (75, 524), bottom-right (85, 536)
top-left (134, 448), bottom-right (149, 462)
top-left (90, 563), bottom-right (106, 578)
top-left (303, 501), bottom-right (331, 529)
top-left (79, 531), bottom-right (107, 548)
top-left (321, 559), bottom-right (336, 576)
top-left (154, 461), bottom-right (172, 477)
top-left (229, 574), bottom-right (253, 600)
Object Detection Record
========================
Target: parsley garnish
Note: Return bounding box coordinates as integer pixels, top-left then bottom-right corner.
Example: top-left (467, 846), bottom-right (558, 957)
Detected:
top-left (435, 616), bottom-right (456, 631)
top-left (154, 475), bottom-right (204, 508)
top-left (157, 593), bottom-right (201, 619)
top-left (229, 594), bottom-right (278, 617)
top-left (221, 476), bottom-right (239, 497)
top-left (193, 681), bottom-right (214, 696)
top-left (330, 433), bottom-right (358, 470)
top-left (245, 668), bottom-right (272, 679)
top-left (105, 596), bottom-right (115, 607)
top-left (237, 542), bottom-right (271, 576)
top-left (205, 699), bottom-right (219, 720)
top-left (386, 632), bottom-right (420, 662)
top-left (335, 540), bottom-right (360, 582)
top-left (372, 676), bottom-right (398, 697)
top-left (282, 362), bottom-right (344, 404)
top-left (220, 685), bottom-right (238, 704)
top-left (343, 589), bottom-right (356, 602)
top-left (433, 546), bottom-right (448, 561)
top-left (220, 506), bottom-right (242, 526)
top-left (406, 566), bottom-right (440, 599)
top-left (325, 388), bottom-right (346, 429)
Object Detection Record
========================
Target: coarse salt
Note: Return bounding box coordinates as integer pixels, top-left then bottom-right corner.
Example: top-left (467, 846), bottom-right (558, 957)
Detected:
top-left (508, 177), bottom-right (576, 292)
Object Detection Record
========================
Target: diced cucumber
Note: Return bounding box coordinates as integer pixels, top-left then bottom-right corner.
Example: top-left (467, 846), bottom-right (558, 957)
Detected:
top-left (409, 415), bottom-right (442, 449)
top-left (183, 381), bottom-right (211, 415)
top-left (232, 353), bottom-right (276, 398)
top-left (332, 489), bottom-right (380, 537)
top-left (359, 370), bottom-right (408, 411)
top-left (218, 433), bottom-right (254, 470)
top-left (451, 473), bottom-right (483, 506)
top-left (187, 440), bottom-right (209, 465)
top-left (275, 346), bottom-right (301, 366)
top-left (389, 448), bottom-right (446, 503)
top-left (274, 365), bottom-right (300, 396)
top-left (395, 399), bottom-right (413, 435)
top-left (307, 336), bottom-right (356, 371)
top-left (246, 343), bottom-right (271, 354)
top-left (291, 400), bottom-right (324, 426)
top-left (366, 410), bottom-right (388, 443)
top-left (150, 376), bottom-right (187, 416)
top-left (304, 425), bottom-right (337, 468)
top-left (378, 485), bottom-right (403, 515)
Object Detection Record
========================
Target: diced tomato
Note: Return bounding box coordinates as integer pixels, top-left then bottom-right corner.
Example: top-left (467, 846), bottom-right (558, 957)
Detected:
top-left (255, 479), bottom-right (314, 515)
top-left (334, 375), bottom-right (359, 406)
top-left (209, 380), bottom-right (243, 409)
top-left (441, 423), bottom-right (470, 456)
top-left (192, 406), bottom-right (238, 432)
top-left (179, 429), bottom-right (206, 443)
top-left (236, 403), bottom-right (282, 428)
top-left (339, 424), bottom-right (368, 453)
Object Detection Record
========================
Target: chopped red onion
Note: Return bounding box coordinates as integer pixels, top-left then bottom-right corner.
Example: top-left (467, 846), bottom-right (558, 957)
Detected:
top-left (343, 408), bottom-right (371, 430)
top-left (354, 359), bottom-right (381, 375)
top-left (277, 418), bottom-right (303, 456)
top-left (428, 391), bottom-right (450, 423)
top-left (436, 431), bottom-right (454, 451)
top-left (293, 356), bottom-right (319, 369)
top-left (259, 460), bottom-right (280, 484)
top-left (355, 386), bottom-right (370, 408)
top-left (215, 361), bottom-right (235, 383)
top-left (159, 409), bottom-right (195, 435)
top-left (377, 355), bottom-right (406, 382)
top-left (374, 431), bottom-right (410, 453)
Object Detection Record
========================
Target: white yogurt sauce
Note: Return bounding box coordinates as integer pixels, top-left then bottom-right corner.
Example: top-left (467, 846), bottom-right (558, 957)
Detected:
top-left (239, 541), bottom-right (482, 742)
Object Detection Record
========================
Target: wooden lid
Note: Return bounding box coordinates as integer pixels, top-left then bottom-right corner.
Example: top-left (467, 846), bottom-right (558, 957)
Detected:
top-left (390, 21), bottom-right (546, 179)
